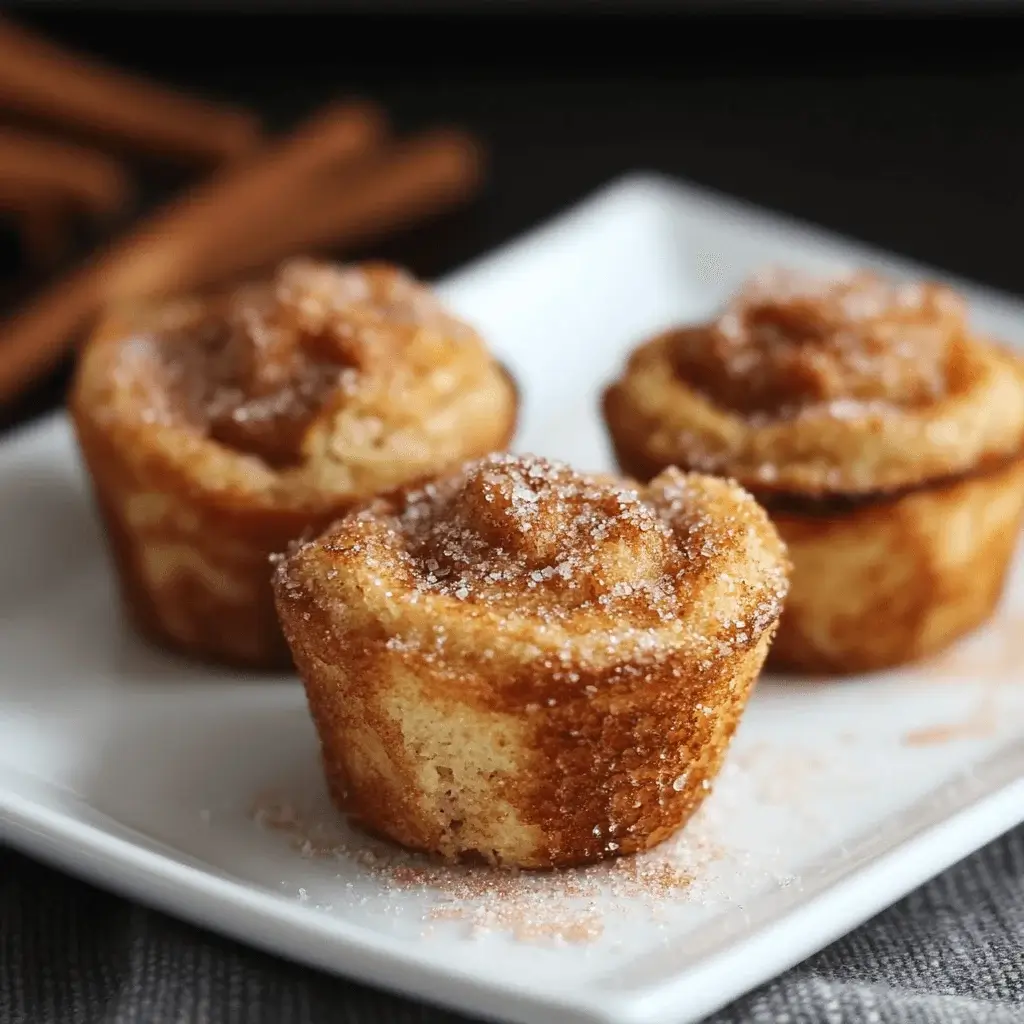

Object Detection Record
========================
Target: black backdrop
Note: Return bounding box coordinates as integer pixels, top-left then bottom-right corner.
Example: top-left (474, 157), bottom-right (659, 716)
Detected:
top-left (2, 12), bottom-right (1024, 1023)
top-left (4, 11), bottom-right (1024, 431)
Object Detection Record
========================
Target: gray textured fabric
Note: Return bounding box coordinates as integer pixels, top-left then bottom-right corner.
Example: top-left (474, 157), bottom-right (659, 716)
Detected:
top-left (1, 826), bottom-right (1022, 1024)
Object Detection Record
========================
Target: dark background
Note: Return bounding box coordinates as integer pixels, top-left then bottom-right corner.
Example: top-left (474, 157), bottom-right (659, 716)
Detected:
top-left (1, 10), bottom-right (1023, 1021)
top-left (4, 10), bottom-right (1024, 432)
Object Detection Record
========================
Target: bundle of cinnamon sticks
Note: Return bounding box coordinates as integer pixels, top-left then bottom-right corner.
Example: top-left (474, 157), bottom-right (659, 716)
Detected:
top-left (0, 18), bottom-right (487, 406)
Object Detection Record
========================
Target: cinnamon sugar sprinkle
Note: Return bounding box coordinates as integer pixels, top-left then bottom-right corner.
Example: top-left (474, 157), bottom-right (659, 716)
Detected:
top-left (114, 259), bottom-right (482, 466)
top-left (247, 752), bottom-right (804, 948)
top-left (673, 266), bottom-right (967, 419)
top-left (900, 609), bottom-right (1024, 746)
top-left (293, 453), bottom-right (787, 655)
top-left (240, 654), bottom-right (1023, 949)
top-left (250, 793), bottom-right (703, 945)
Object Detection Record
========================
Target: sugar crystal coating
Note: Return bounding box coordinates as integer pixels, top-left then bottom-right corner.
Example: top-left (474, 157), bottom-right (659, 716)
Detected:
top-left (278, 452), bottom-right (789, 663)
top-left (672, 267), bottom-right (969, 421)
top-left (605, 264), bottom-right (1024, 498)
top-left (272, 453), bottom-right (790, 868)
top-left (104, 259), bottom-right (494, 475)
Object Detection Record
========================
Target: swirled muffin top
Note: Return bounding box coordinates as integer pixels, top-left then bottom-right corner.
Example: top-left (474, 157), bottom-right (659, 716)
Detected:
top-left (276, 452), bottom-right (789, 666)
top-left (605, 267), bottom-right (1024, 496)
top-left (73, 259), bottom-right (517, 509)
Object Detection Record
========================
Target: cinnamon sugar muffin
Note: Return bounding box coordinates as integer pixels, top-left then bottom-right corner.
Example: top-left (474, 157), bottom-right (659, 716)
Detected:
top-left (70, 259), bottom-right (518, 669)
top-left (273, 452), bottom-right (788, 868)
top-left (603, 267), bottom-right (1024, 674)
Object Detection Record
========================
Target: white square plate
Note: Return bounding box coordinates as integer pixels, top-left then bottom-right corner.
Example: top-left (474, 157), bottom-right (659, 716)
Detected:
top-left (1, 173), bottom-right (1023, 1024)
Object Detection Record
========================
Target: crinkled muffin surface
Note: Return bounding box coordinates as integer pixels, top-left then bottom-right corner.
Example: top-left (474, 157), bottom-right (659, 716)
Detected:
top-left (71, 259), bottom-right (518, 668)
top-left (275, 452), bottom-right (788, 867)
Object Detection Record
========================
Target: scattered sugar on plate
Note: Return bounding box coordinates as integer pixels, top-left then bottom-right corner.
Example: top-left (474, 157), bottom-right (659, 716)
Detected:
top-left (246, 744), bottom-right (824, 949)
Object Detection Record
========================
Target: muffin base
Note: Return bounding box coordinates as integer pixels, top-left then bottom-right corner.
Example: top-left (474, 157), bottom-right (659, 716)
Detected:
top-left (765, 456), bottom-right (1024, 675)
top-left (71, 381), bottom-right (518, 671)
top-left (605, 375), bottom-right (1024, 674)
top-left (73, 412), bottom-right (337, 669)
top-left (278, 582), bottom-right (776, 869)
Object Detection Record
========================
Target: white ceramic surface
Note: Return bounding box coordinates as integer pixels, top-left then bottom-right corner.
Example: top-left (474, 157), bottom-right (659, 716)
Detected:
top-left (1, 173), bottom-right (1023, 1024)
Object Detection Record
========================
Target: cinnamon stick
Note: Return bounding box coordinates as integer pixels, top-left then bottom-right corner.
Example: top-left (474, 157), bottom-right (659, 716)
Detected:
top-left (215, 128), bottom-right (486, 282)
top-left (0, 127), bottom-right (131, 217)
top-left (102, 100), bottom-right (389, 302)
top-left (0, 101), bottom-right (387, 405)
top-left (0, 17), bottom-right (261, 164)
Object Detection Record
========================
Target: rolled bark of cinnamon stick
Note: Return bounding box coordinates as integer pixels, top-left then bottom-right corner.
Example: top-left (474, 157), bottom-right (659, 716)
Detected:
top-left (0, 101), bottom-right (388, 405)
top-left (215, 128), bottom-right (486, 282)
top-left (0, 17), bottom-right (261, 164)
top-left (0, 127), bottom-right (131, 216)
top-left (101, 100), bottom-right (389, 302)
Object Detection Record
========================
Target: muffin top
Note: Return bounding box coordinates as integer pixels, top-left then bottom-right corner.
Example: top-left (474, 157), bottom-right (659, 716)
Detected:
top-left (672, 268), bottom-right (966, 415)
top-left (275, 452), bottom-right (789, 667)
top-left (72, 259), bottom-right (517, 509)
top-left (606, 267), bottom-right (1024, 497)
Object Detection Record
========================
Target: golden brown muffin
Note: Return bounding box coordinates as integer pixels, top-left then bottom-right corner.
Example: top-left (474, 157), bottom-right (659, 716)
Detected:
top-left (273, 452), bottom-right (788, 868)
top-left (603, 266), bottom-right (1024, 674)
top-left (70, 258), bottom-right (518, 669)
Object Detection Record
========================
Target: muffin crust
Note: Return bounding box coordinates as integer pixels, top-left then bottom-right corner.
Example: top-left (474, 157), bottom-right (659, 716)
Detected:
top-left (71, 259), bottom-right (518, 668)
top-left (274, 453), bottom-right (788, 867)
top-left (603, 268), bottom-right (1024, 673)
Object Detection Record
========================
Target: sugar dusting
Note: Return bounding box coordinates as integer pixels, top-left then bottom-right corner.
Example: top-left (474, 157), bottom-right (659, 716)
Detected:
top-left (239, 618), bottom-right (1024, 953)
top-left (247, 750), bottom-right (810, 948)
top-left (395, 452), bottom-right (680, 612)
top-left (285, 453), bottom-right (788, 667)
top-left (709, 266), bottom-right (965, 415)
top-left (110, 259), bottom-right (486, 468)
top-left (899, 607), bottom-right (1024, 746)
top-left (646, 264), bottom-right (1012, 496)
